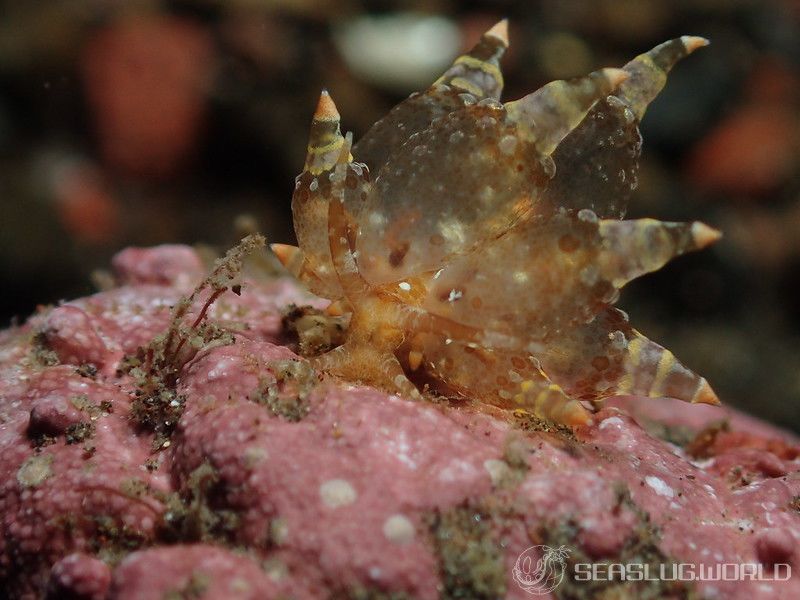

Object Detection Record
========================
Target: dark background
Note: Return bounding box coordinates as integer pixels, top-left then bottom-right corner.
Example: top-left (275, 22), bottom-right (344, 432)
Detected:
top-left (1, 0), bottom-right (799, 431)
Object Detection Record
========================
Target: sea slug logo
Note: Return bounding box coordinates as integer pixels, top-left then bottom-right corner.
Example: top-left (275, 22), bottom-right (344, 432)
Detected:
top-left (511, 545), bottom-right (792, 594)
top-left (512, 545), bottom-right (570, 595)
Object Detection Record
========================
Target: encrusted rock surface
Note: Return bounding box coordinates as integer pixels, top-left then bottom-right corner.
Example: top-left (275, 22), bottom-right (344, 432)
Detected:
top-left (0, 245), bottom-right (798, 599)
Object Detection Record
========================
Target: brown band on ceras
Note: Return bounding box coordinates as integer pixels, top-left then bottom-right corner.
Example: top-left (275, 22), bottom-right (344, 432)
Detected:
top-left (434, 19), bottom-right (509, 100)
top-left (304, 90), bottom-right (348, 175)
top-left (505, 68), bottom-right (629, 156)
top-left (617, 36), bottom-right (709, 120)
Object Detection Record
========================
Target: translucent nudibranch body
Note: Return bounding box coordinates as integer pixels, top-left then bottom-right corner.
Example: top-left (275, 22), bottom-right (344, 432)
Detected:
top-left (275, 22), bottom-right (720, 427)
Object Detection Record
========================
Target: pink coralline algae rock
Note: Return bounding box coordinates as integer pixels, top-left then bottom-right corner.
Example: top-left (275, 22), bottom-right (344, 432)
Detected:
top-left (0, 244), bottom-right (799, 599)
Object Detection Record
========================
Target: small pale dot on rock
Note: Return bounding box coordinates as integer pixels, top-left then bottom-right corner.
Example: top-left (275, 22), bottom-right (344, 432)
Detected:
top-left (645, 475), bottom-right (675, 498)
top-left (483, 459), bottom-right (510, 486)
top-left (264, 558), bottom-right (288, 582)
top-left (229, 577), bottom-right (251, 592)
top-left (243, 446), bottom-right (268, 468)
top-left (270, 517), bottom-right (289, 545)
top-left (320, 478), bottom-right (357, 508)
top-left (383, 514), bottom-right (415, 544)
top-left (17, 454), bottom-right (54, 488)
top-left (498, 134), bottom-right (518, 155)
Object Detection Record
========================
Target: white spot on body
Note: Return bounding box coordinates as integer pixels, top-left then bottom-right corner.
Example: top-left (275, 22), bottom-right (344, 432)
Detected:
top-left (479, 185), bottom-right (495, 205)
top-left (458, 93), bottom-right (476, 106)
top-left (607, 331), bottom-right (627, 351)
top-left (498, 134), bottom-right (518, 155)
top-left (398, 281), bottom-right (411, 291)
top-left (368, 212), bottom-right (386, 230)
top-left (512, 271), bottom-right (528, 284)
top-left (449, 130), bottom-right (465, 144)
top-left (438, 219), bottom-right (466, 246)
top-left (541, 155), bottom-right (556, 177)
top-left (320, 479), bottom-right (357, 508)
top-left (579, 265), bottom-right (599, 286)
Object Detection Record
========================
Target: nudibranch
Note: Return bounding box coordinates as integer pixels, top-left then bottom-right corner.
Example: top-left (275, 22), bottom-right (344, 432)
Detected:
top-left (273, 20), bottom-right (721, 427)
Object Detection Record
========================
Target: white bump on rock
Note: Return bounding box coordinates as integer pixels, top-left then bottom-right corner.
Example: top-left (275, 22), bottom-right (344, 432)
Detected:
top-left (599, 416), bottom-right (624, 430)
top-left (243, 446), bottom-right (268, 468)
top-left (17, 454), bottom-right (53, 488)
top-left (645, 475), bottom-right (675, 498)
top-left (383, 514), bottom-right (415, 544)
top-left (320, 478), bottom-right (357, 508)
top-left (270, 518), bottom-right (289, 545)
top-left (483, 459), bottom-right (510, 486)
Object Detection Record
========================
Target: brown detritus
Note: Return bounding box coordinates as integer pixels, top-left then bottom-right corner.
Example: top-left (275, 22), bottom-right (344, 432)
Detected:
top-left (159, 462), bottom-right (240, 545)
top-left (685, 419), bottom-right (731, 459)
top-left (511, 409), bottom-right (578, 442)
top-left (254, 358), bottom-right (319, 421)
top-left (125, 235), bottom-right (265, 451)
top-left (70, 393), bottom-right (112, 420)
top-left (119, 478), bottom-right (150, 500)
top-left (127, 365), bottom-right (186, 452)
top-left (727, 466), bottom-right (753, 488)
top-left (82, 442), bottom-right (97, 459)
top-left (346, 588), bottom-right (412, 600)
top-left (160, 233), bottom-right (265, 368)
top-left (428, 504), bottom-right (507, 600)
top-left (503, 434), bottom-right (533, 472)
top-left (75, 363), bottom-right (98, 379)
top-left (281, 304), bottom-right (347, 357)
top-left (30, 432), bottom-right (57, 449)
top-left (639, 419), bottom-right (697, 448)
top-left (89, 514), bottom-right (150, 565)
top-left (90, 268), bottom-right (116, 292)
top-left (30, 330), bottom-right (59, 367)
top-left (541, 487), bottom-right (696, 600)
top-left (65, 421), bottom-right (95, 445)
top-left (163, 571), bottom-right (211, 600)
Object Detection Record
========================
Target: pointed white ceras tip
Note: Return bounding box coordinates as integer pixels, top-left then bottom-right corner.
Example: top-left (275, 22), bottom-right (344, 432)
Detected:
top-left (485, 18), bottom-right (509, 47)
top-left (680, 36), bottom-right (711, 53)
top-left (691, 222), bottom-right (723, 248)
top-left (314, 89), bottom-right (340, 122)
